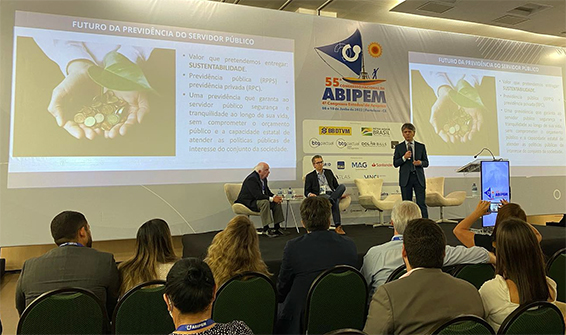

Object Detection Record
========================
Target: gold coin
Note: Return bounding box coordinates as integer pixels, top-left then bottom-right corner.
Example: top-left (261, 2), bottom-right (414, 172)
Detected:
top-left (101, 105), bottom-right (114, 115)
top-left (455, 124), bottom-right (461, 131)
top-left (107, 96), bottom-right (118, 104)
top-left (84, 116), bottom-right (96, 127)
top-left (107, 114), bottom-right (120, 126)
top-left (95, 113), bottom-right (105, 123)
top-left (443, 124), bottom-right (449, 132)
top-left (74, 113), bottom-right (85, 124)
top-left (83, 107), bottom-right (95, 117)
top-left (449, 127), bottom-right (456, 134)
top-left (101, 122), bottom-right (112, 131)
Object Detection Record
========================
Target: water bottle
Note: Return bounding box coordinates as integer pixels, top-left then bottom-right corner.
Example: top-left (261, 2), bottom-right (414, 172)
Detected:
top-left (278, 188), bottom-right (283, 197)
top-left (471, 183), bottom-right (478, 197)
top-left (288, 187), bottom-right (293, 199)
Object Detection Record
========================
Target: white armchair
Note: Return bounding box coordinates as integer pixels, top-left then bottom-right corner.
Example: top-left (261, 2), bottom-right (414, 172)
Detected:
top-left (224, 183), bottom-right (261, 217)
top-left (354, 178), bottom-right (402, 226)
top-left (425, 177), bottom-right (466, 223)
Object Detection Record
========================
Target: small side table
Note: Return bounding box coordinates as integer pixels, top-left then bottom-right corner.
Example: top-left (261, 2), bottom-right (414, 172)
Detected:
top-left (284, 195), bottom-right (303, 233)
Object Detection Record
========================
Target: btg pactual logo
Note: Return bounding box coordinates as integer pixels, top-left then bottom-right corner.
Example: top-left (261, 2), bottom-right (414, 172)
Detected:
top-left (336, 138), bottom-right (347, 149)
top-left (310, 138), bottom-right (321, 148)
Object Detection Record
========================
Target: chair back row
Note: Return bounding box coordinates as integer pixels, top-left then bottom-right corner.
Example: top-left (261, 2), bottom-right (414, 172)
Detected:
top-left (18, 281), bottom-right (174, 335)
top-left (386, 263), bottom-right (496, 290)
top-left (430, 301), bottom-right (565, 335)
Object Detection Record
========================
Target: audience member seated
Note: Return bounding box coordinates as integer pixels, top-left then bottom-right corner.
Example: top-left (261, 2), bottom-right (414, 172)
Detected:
top-left (15, 211), bottom-right (120, 315)
top-left (364, 218), bottom-right (484, 335)
top-left (205, 215), bottom-right (271, 287)
top-left (362, 201), bottom-right (494, 298)
top-left (479, 218), bottom-right (560, 331)
top-left (164, 258), bottom-right (254, 335)
top-left (276, 197), bottom-right (357, 335)
top-left (454, 200), bottom-right (541, 252)
top-left (118, 218), bottom-right (179, 295)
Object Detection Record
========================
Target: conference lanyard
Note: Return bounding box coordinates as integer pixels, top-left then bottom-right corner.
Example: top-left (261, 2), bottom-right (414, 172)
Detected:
top-left (59, 242), bottom-right (84, 247)
top-left (176, 319), bottom-right (215, 332)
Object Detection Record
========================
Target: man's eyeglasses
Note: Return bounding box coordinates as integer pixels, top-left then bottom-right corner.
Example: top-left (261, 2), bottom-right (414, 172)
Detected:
top-left (314, 161), bottom-right (324, 165)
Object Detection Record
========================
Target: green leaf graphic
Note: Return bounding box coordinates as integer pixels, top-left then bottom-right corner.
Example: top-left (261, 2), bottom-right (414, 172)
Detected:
top-left (448, 79), bottom-right (485, 109)
top-left (88, 51), bottom-right (152, 91)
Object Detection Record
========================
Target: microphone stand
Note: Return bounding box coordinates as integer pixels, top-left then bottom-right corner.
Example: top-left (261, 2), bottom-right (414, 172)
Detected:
top-left (474, 147), bottom-right (499, 161)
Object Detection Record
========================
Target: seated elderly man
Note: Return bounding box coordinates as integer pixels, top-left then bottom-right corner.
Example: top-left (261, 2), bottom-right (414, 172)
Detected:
top-left (361, 201), bottom-right (494, 299)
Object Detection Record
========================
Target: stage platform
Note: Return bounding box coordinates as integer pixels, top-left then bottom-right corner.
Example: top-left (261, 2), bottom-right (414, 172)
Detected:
top-left (182, 222), bottom-right (565, 281)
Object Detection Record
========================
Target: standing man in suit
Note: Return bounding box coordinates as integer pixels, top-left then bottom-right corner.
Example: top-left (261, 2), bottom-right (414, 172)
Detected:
top-left (276, 196), bottom-right (357, 334)
top-left (304, 155), bottom-right (347, 235)
top-left (15, 211), bottom-right (120, 316)
top-left (364, 218), bottom-right (484, 335)
top-left (393, 123), bottom-right (429, 218)
top-left (235, 162), bottom-right (284, 238)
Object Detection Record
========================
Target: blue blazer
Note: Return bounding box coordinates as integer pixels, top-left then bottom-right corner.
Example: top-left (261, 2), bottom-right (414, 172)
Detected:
top-left (393, 141), bottom-right (429, 187)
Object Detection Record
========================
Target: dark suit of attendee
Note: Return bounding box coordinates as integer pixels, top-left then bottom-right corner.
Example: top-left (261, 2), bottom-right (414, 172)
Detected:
top-left (304, 155), bottom-right (346, 234)
top-left (235, 162), bottom-right (284, 235)
top-left (364, 219), bottom-right (484, 335)
top-left (393, 123), bottom-right (429, 218)
top-left (15, 211), bottom-right (120, 316)
top-left (276, 197), bottom-right (357, 334)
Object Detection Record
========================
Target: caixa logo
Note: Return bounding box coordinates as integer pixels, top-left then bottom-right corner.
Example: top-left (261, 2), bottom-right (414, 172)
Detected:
top-left (351, 161), bottom-right (367, 169)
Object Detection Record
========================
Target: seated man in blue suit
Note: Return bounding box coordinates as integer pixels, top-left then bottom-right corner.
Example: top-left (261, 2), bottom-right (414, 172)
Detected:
top-left (304, 155), bottom-right (346, 234)
top-left (276, 196), bottom-right (358, 334)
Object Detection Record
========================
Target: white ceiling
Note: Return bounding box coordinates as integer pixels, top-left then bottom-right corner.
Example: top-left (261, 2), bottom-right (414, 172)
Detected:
top-left (214, 0), bottom-right (566, 47)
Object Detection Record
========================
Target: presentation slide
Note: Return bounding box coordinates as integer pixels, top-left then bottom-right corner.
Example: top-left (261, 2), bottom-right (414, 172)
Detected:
top-left (8, 11), bottom-right (296, 188)
top-left (409, 52), bottom-right (565, 175)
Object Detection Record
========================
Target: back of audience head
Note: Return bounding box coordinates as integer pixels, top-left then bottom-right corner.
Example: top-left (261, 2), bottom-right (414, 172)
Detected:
top-left (495, 218), bottom-right (549, 304)
top-left (134, 218), bottom-right (177, 262)
top-left (205, 215), bottom-right (270, 286)
top-left (50, 210), bottom-right (92, 247)
top-left (492, 202), bottom-right (527, 241)
top-left (119, 218), bottom-right (177, 294)
top-left (403, 218), bottom-right (445, 269)
top-left (391, 201), bottom-right (422, 235)
top-left (164, 258), bottom-right (215, 316)
top-left (300, 196), bottom-right (331, 231)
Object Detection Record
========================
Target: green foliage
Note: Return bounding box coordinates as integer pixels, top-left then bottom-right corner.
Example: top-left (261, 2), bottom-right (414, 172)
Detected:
top-left (88, 51), bottom-right (152, 91)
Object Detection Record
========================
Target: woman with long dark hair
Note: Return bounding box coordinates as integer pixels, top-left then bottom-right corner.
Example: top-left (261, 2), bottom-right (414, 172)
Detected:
top-left (479, 218), bottom-right (558, 331)
top-left (164, 258), bottom-right (254, 335)
top-left (118, 219), bottom-right (178, 295)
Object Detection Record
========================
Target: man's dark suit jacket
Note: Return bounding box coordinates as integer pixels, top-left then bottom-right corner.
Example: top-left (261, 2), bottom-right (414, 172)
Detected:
top-left (393, 141), bottom-right (429, 187)
top-left (277, 230), bottom-right (358, 335)
top-left (304, 169), bottom-right (339, 196)
top-left (15, 245), bottom-right (120, 316)
top-left (235, 170), bottom-right (273, 212)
